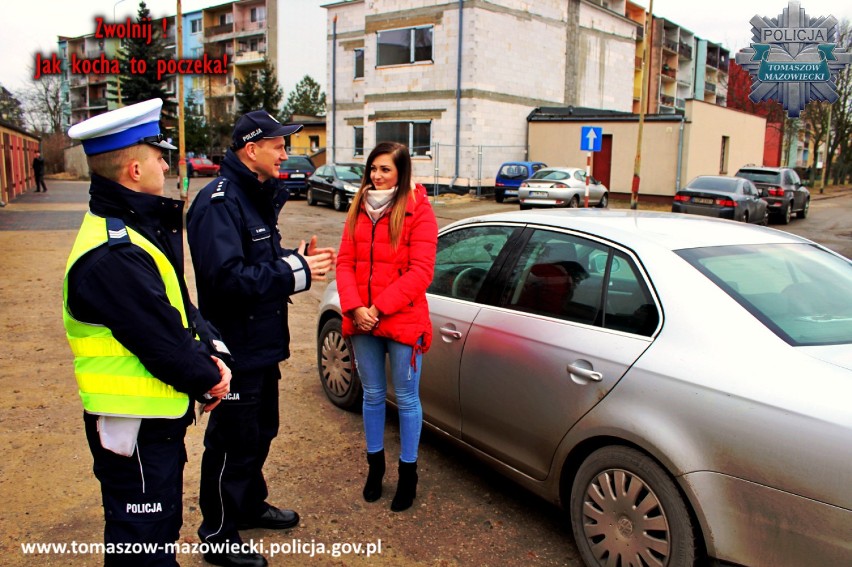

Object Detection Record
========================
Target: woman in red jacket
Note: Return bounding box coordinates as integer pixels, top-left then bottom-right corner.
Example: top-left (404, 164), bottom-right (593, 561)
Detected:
top-left (336, 142), bottom-right (437, 512)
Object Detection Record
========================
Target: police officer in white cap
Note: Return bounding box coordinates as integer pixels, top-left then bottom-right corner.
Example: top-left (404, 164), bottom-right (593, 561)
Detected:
top-left (64, 99), bottom-right (232, 566)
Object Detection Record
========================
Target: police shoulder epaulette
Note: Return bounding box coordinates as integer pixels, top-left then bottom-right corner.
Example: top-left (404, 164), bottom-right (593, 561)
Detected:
top-left (105, 217), bottom-right (131, 248)
top-left (210, 178), bottom-right (228, 202)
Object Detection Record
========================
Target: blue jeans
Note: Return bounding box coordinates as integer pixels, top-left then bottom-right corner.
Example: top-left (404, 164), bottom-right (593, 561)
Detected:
top-left (350, 334), bottom-right (423, 463)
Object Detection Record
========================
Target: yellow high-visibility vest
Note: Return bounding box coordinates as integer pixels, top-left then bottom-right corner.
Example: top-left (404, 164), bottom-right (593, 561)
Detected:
top-left (62, 213), bottom-right (190, 418)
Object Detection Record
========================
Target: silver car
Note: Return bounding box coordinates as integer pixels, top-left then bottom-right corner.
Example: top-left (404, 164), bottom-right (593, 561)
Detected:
top-left (518, 167), bottom-right (608, 209)
top-left (316, 210), bottom-right (852, 567)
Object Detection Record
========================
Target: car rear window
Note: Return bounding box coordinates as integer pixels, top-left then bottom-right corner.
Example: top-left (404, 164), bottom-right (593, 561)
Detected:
top-left (531, 170), bottom-right (571, 181)
top-left (737, 169), bottom-right (781, 184)
top-left (498, 165), bottom-right (528, 179)
top-left (280, 157), bottom-right (313, 169)
top-left (688, 177), bottom-right (738, 192)
top-left (678, 244), bottom-right (852, 346)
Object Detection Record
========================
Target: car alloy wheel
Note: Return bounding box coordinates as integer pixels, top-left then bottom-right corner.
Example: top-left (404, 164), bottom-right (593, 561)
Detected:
top-left (597, 193), bottom-right (608, 208)
top-left (797, 199), bottom-right (809, 219)
top-left (306, 188), bottom-right (317, 206)
top-left (779, 202), bottom-right (791, 224)
top-left (317, 318), bottom-right (362, 411)
top-left (333, 191), bottom-right (347, 212)
top-left (569, 195), bottom-right (580, 208)
top-left (571, 446), bottom-right (696, 567)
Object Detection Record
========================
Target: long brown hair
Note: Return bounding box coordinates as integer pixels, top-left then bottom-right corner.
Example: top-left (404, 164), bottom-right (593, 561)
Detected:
top-left (345, 142), bottom-right (414, 249)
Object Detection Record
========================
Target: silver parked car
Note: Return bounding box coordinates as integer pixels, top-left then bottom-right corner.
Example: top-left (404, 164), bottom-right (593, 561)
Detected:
top-left (518, 167), bottom-right (608, 209)
top-left (316, 210), bottom-right (852, 567)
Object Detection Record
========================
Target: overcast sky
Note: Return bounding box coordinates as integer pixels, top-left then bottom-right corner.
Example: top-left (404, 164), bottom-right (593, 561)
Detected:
top-left (2, 0), bottom-right (850, 97)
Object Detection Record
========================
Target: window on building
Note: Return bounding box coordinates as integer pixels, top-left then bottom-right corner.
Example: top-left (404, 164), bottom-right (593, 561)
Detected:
top-left (310, 135), bottom-right (320, 152)
top-left (354, 127), bottom-right (364, 156)
top-left (219, 13), bottom-right (233, 26)
top-left (250, 6), bottom-right (266, 23)
top-left (190, 19), bottom-right (202, 34)
top-left (354, 48), bottom-right (364, 79)
top-left (720, 135), bottom-right (730, 174)
top-left (376, 121), bottom-right (431, 157)
top-left (249, 39), bottom-right (258, 51)
top-left (377, 26), bottom-right (433, 66)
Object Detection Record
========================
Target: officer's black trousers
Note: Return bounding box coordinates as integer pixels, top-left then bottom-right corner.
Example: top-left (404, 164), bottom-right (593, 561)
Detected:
top-left (198, 364), bottom-right (280, 544)
top-left (84, 412), bottom-right (187, 567)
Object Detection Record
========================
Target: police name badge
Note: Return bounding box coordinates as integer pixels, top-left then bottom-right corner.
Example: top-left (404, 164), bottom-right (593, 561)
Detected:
top-left (734, 1), bottom-right (852, 117)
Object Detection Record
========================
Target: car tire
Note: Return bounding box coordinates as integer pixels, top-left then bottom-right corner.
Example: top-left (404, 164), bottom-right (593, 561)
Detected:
top-left (317, 317), bottom-right (362, 411)
top-left (333, 191), bottom-right (347, 212)
top-left (797, 199), bottom-right (809, 219)
top-left (306, 188), bottom-right (317, 206)
top-left (597, 192), bottom-right (608, 208)
top-left (779, 202), bottom-right (792, 224)
top-left (568, 195), bottom-right (580, 208)
top-left (742, 211), bottom-right (749, 224)
top-left (570, 446), bottom-right (697, 567)
top-left (495, 189), bottom-right (505, 204)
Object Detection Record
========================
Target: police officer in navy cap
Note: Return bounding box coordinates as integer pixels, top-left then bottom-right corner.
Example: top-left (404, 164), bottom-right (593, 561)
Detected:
top-left (65, 98), bottom-right (232, 567)
top-left (187, 110), bottom-right (335, 567)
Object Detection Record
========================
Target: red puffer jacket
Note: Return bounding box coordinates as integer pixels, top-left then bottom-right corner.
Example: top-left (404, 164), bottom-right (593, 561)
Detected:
top-left (336, 184), bottom-right (438, 352)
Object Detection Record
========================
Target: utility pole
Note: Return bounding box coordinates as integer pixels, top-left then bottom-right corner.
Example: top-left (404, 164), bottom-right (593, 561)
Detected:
top-left (632, 0), bottom-right (653, 210)
top-left (820, 103), bottom-right (832, 194)
top-left (177, 1), bottom-right (188, 201)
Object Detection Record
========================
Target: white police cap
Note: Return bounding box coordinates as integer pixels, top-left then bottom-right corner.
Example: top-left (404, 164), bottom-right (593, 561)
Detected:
top-left (67, 98), bottom-right (177, 156)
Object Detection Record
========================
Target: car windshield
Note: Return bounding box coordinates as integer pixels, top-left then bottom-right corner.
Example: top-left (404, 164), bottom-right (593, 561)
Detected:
top-left (531, 170), bottom-right (572, 181)
top-left (499, 165), bottom-right (528, 179)
top-left (280, 157), bottom-right (312, 169)
top-left (335, 165), bottom-right (365, 182)
top-left (688, 177), bottom-right (738, 192)
top-left (737, 169), bottom-right (781, 184)
top-left (678, 244), bottom-right (852, 346)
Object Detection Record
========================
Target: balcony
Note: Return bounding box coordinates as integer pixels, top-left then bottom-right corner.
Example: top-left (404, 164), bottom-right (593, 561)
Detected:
top-left (235, 20), bottom-right (265, 34)
top-left (88, 98), bottom-right (107, 109)
top-left (707, 55), bottom-right (719, 69)
top-left (234, 49), bottom-right (266, 65)
top-left (635, 56), bottom-right (643, 70)
top-left (661, 65), bottom-right (676, 80)
top-left (705, 82), bottom-right (716, 93)
top-left (634, 84), bottom-right (642, 99)
top-left (663, 39), bottom-right (678, 53)
top-left (660, 94), bottom-right (675, 108)
top-left (210, 83), bottom-right (235, 98)
top-left (678, 42), bottom-right (693, 59)
top-left (70, 75), bottom-right (88, 88)
top-left (675, 97), bottom-right (686, 109)
top-left (205, 23), bottom-right (234, 38)
top-left (636, 24), bottom-right (644, 41)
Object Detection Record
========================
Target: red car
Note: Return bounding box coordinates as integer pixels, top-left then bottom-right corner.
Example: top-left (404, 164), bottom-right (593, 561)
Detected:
top-left (187, 157), bottom-right (220, 177)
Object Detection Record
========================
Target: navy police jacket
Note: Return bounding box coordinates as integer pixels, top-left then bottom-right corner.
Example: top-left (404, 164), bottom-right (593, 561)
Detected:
top-left (187, 150), bottom-right (310, 371)
top-left (66, 174), bottom-right (224, 430)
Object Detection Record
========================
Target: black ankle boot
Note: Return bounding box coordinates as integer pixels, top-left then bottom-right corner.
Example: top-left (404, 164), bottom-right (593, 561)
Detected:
top-left (363, 450), bottom-right (385, 502)
top-left (391, 459), bottom-right (418, 512)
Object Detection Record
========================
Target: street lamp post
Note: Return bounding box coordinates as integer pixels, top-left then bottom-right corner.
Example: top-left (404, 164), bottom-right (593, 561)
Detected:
top-left (113, 0), bottom-right (129, 107)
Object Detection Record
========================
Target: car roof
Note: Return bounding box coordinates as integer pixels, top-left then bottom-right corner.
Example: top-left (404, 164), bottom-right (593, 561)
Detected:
top-left (447, 209), bottom-right (811, 251)
top-left (737, 166), bottom-right (783, 172)
top-left (500, 161), bottom-right (544, 167)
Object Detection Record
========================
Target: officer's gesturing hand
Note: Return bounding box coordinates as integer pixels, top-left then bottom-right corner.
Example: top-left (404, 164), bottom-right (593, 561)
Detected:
top-left (203, 356), bottom-right (232, 413)
top-left (299, 235), bottom-right (336, 281)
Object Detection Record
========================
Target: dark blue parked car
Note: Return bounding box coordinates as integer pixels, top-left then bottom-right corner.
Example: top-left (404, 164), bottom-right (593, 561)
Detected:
top-left (278, 155), bottom-right (316, 198)
top-left (494, 161), bottom-right (547, 203)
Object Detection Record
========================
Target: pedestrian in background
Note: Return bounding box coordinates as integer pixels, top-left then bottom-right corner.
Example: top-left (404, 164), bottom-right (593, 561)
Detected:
top-left (187, 109), bottom-right (335, 567)
top-left (33, 149), bottom-right (48, 192)
top-left (335, 141), bottom-right (438, 512)
top-left (64, 98), bottom-right (232, 567)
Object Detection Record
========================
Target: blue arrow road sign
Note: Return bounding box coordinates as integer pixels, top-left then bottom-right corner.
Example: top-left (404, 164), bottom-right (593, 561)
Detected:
top-left (581, 126), bottom-right (603, 152)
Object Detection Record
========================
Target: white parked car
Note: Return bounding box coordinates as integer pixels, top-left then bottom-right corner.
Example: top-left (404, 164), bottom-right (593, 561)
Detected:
top-left (518, 167), bottom-right (608, 209)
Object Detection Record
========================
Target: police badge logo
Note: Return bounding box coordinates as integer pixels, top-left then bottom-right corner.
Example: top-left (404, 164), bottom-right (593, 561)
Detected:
top-left (735, 1), bottom-right (852, 117)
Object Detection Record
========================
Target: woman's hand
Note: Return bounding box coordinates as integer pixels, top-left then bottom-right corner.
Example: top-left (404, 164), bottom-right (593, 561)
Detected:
top-left (353, 305), bottom-right (380, 332)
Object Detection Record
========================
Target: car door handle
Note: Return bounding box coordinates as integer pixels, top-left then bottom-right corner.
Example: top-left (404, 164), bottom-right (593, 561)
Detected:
top-left (567, 363), bottom-right (603, 382)
top-left (439, 327), bottom-right (463, 340)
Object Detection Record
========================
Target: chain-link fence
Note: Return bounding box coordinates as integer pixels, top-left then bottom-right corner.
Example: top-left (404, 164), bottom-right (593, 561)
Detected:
top-left (330, 143), bottom-right (531, 197)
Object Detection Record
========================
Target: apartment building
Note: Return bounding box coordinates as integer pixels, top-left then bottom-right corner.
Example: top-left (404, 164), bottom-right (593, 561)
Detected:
top-left (59, 0), bottom-right (277, 130)
top-left (324, 0), bottom-right (638, 187)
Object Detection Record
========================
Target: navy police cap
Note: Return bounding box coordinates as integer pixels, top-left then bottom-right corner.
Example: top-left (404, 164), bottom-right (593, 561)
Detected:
top-left (231, 110), bottom-right (302, 150)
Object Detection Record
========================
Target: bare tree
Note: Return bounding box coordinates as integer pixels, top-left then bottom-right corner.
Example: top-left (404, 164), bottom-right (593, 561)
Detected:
top-left (800, 101), bottom-right (832, 184)
top-left (19, 71), bottom-right (64, 135)
top-left (827, 20), bottom-right (852, 184)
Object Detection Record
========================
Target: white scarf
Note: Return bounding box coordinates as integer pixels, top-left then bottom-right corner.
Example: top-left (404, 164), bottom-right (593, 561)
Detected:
top-left (365, 187), bottom-right (397, 223)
